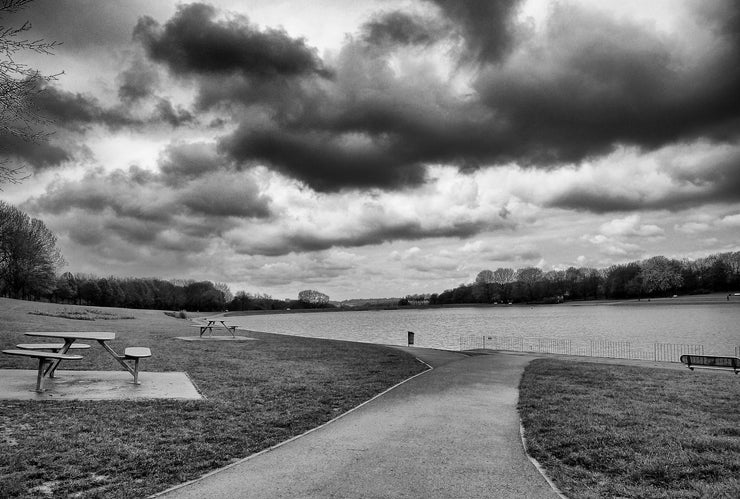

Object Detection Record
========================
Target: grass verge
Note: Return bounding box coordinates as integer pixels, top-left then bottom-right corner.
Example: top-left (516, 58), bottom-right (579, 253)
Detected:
top-left (519, 358), bottom-right (740, 498)
top-left (0, 298), bottom-right (426, 498)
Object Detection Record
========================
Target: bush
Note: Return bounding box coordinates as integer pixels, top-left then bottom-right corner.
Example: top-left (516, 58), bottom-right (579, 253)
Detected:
top-left (164, 310), bottom-right (189, 319)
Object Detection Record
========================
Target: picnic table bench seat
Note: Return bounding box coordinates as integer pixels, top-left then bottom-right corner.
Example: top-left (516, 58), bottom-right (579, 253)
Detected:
top-left (124, 347), bottom-right (151, 359)
top-left (680, 354), bottom-right (740, 374)
top-left (2, 349), bottom-right (84, 392)
top-left (16, 343), bottom-right (91, 351)
top-left (122, 347), bottom-right (151, 385)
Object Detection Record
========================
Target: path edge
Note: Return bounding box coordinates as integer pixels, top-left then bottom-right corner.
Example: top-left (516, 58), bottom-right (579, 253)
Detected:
top-left (519, 422), bottom-right (569, 499)
top-left (149, 356), bottom-right (434, 498)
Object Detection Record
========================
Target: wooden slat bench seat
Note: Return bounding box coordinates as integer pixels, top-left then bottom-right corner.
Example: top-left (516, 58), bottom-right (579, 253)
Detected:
top-left (2, 349), bottom-right (84, 392)
top-left (680, 355), bottom-right (740, 374)
top-left (123, 347), bottom-right (151, 385)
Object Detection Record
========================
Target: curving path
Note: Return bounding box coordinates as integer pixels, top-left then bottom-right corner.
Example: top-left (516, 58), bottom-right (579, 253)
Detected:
top-left (153, 348), bottom-right (558, 498)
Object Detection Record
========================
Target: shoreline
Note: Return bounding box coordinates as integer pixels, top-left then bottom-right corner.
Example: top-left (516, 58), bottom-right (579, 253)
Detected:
top-left (222, 292), bottom-right (739, 317)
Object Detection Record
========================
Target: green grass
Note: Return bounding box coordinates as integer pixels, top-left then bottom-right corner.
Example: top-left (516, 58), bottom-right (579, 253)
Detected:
top-left (519, 358), bottom-right (740, 498)
top-left (0, 298), bottom-right (426, 498)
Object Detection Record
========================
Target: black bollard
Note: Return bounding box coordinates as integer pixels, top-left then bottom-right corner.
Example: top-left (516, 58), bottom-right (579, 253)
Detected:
top-left (408, 331), bottom-right (414, 346)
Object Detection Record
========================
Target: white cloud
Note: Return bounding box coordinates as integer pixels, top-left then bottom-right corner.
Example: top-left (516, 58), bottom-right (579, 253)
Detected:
top-left (600, 215), bottom-right (664, 238)
top-left (674, 222), bottom-right (711, 234)
top-left (718, 213), bottom-right (740, 227)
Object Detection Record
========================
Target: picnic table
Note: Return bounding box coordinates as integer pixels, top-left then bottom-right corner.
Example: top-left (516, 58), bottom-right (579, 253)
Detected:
top-left (24, 331), bottom-right (151, 384)
top-left (192, 320), bottom-right (238, 337)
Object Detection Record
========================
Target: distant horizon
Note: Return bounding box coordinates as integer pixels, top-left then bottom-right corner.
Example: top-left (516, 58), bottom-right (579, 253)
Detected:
top-left (47, 249), bottom-right (738, 302)
top-left (3, 0), bottom-right (739, 301)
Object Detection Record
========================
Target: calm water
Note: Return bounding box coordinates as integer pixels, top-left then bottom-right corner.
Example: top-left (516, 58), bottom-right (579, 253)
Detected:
top-left (227, 300), bottom-right (740, 355)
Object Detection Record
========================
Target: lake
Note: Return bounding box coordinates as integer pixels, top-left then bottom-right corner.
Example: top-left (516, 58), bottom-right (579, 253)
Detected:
top-left (226, 296), bottom-right (740, 358)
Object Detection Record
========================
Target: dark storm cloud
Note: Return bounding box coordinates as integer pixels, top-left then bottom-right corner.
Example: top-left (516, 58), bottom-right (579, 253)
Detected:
top-left (427, 0), bottom-right (524, 62)
top-left (33, 84), bottom-right (143, 131)
top-left (132, 1), bottom-right (740, 201)
top-left (216, 35), bottom-right (497, 191)
top-left (31, 165), bottom-right (271, 220)
top-left (361, 11), bottom-right (445, 47)
top-left (154, 99), bottom-right (195, 127)
top-left (118, 56), bottom-right (161, 103)
top-left (158, 141), bottom-right (225, 184)
top-left (134, 3), bottom-right (330, 79)
top-left (25, 163), bottom-right (272, 251)
top-left (548, 149), bottom-right (740, 213)
top-left (30, 167), bottom-right (168, 221)
top-left (0, 133), bottom-right (70, 168)
top-left (220, 127), bottom-right (427, 191)
top-left (473, 2), bottom-right (740, 165)
top-left (38, 85), bottom-right (193, 132)
top-left (666, 151), bottom-right (740, 207)
top-left (243, 218), bottom-right (501, 257)
top-left (1, 81), bottom-right (195, 170)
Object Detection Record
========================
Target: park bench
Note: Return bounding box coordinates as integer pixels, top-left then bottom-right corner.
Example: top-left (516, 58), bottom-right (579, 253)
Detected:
top-left (2, 349), bottom-right (84, 392)
top-left (680, 354), bottom-right (740, 374)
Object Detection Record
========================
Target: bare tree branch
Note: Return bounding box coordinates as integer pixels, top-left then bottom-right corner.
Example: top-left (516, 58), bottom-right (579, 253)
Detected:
top-left (0, 0), bottom-right (61, 186)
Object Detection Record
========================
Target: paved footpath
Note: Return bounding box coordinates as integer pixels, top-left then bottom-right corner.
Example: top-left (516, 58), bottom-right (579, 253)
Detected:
top-left (155, 348), bottom-right (559, 498)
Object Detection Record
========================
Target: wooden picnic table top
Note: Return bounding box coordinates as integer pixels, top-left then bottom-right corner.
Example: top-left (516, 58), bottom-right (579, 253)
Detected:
top-left (25, 331), bottom-right (116, 341)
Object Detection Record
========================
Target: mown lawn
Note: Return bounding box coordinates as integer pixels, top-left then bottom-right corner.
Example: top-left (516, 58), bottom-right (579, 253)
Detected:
top-left (519, 358), bottom-right (740, 498)
top-left (0, 298), bottom-right (426, 498)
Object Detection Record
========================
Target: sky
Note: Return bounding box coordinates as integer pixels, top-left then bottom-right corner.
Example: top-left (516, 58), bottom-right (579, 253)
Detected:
top-left (1, 0), bottom-right (739, 300)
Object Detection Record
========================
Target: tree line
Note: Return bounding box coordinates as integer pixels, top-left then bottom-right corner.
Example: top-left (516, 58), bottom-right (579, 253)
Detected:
top-left (28, 273), bottom-right (335, 313)
top-left (1, 202), bottom-right (337, 311)
top-left (427, 253), bottom-right (740, 306)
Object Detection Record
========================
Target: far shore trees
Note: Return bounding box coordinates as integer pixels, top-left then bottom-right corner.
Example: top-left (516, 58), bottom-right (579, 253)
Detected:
top-left (0, 201), bottom-right (65, 299)
top-left (298, 289), bottom-right (330, 305)
top-left (429, 252), bottom-right (740, 306)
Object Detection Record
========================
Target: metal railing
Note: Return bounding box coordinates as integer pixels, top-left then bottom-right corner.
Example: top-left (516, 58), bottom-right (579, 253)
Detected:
top-left (459, 334), bottom-right (713, 362)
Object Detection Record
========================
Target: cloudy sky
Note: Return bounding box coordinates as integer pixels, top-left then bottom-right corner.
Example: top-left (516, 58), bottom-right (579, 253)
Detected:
top-left (2, 0), bottom-right (739, 300)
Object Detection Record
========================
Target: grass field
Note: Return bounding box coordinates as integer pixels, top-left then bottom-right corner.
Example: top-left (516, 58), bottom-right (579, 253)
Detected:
top-left (0, 298), bottom-right (426, 498)
top-left (519, 358), bottom-right (740, 498)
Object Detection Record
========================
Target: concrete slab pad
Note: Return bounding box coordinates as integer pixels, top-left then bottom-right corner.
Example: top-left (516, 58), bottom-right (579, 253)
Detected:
top-left (175, 336), bottom-right (256, 341)
top-left (0, 369), bottom-right (203, 401)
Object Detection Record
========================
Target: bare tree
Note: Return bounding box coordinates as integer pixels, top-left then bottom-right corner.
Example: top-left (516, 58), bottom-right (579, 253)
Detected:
top-left (214, 281), bottom-right (233, 302)
top-left (492, 267), bottom-right (515, 284)
top-left (0, 201), bottom-right (65, 298)
top-left (1, 0), bottom-right (61, 185)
